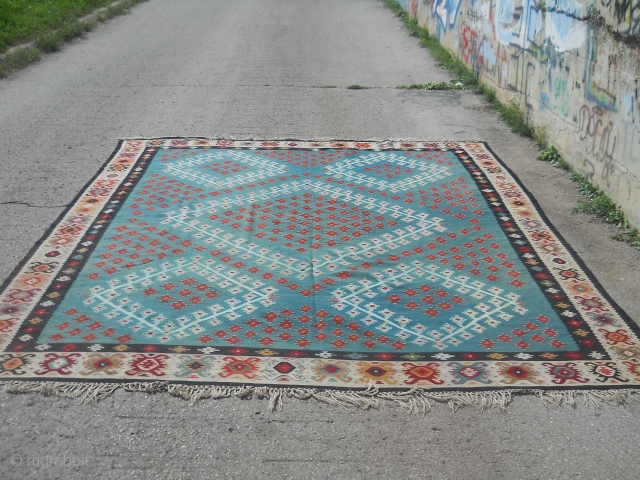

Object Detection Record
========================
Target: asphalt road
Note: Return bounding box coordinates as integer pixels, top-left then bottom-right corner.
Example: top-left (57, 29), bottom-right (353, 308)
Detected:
top-left (1, 0), bottom-right (640, 478)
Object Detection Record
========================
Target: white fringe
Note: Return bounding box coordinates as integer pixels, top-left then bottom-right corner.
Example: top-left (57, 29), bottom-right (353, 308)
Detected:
top-left (2, 381), bottom-right (638, 413)
top-left (114, 136), bottom-right (485, 143)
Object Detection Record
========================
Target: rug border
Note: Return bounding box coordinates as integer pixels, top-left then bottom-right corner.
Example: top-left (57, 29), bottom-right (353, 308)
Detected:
top-left (481, 142), bottom-right (640, 340)
top-left (0, 139), bottom-right (126, 297)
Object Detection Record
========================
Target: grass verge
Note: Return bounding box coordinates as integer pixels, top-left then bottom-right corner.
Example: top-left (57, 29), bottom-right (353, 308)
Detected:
top-left (0, 0), bottom-right (147, 78)
top-left (536, 146), bottom-right (571, 170)
top-left (537, 147), bottom-right (640, 249)
top-left (382, 0), bottom-right (477, 87)
top-left (0, 47), bottom-right (41, 78)
top-left (570, 172), bottom-right (629, 228)
top-left (571, 169), bottom-right (640, 248)
top-left (0, 0), bottom-right (135, 53)
top-left (35, 21), bottom-right (94, 53)
top-left (382, 0), bottom-right (639, 249)
top-left (382, 0), bottom-right (542, 144)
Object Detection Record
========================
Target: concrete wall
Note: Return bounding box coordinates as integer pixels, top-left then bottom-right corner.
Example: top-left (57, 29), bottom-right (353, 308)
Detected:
top-left (404, 0), bottom-right (640, 226)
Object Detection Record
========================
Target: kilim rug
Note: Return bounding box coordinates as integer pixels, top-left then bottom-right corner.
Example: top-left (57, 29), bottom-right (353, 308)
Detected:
top-left (1, 138), bottom-right (638, 410)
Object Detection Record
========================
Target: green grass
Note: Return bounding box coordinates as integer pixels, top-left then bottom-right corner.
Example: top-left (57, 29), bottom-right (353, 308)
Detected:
top-left (569, 172), bottom-right (630, 228)
top-left (0, 47), bottom-right (41, 78)
top-left (35, 20), bottom-right (94, 52)
top-left (0, 0), bottom-right (119, 53)
top-left (611, 228), bottom-right (640, 248)
top-left (0, 0), bottom-right (147, 78)
top-left (347, 84), bottom-right (372, 89)
top-left (570, 171), bottom-right (640, 248)
top-left (538, 147), bottom-right (640, 248)
top-left (537, 146), bottom-right (571, 170)
top-left (396, 81), bottom-right (463, 90)
top-left (486, 94), bottom-right (534, 137)
top-left (418, 36), bottom-right (479, 87)
top-left (382, 0), bottom-right (478, 88)
top-left (97, 2), bottom-right (131, 20)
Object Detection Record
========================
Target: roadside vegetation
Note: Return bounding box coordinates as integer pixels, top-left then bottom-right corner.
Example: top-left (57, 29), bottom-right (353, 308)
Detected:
top-left (537, 145), bottom-right (638, 246)
top-left (397, 81), bottom-right (464, 90)
top-left (382, 0), bottom-right (537, 142)
top-left (382, 0), bottom-right (639, 250)
top-left (0, 0), bottom-right (147, 78)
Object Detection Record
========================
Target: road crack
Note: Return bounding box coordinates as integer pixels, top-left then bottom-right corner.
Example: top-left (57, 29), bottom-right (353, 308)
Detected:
top-left (0, 201), bottom-right (67, 208)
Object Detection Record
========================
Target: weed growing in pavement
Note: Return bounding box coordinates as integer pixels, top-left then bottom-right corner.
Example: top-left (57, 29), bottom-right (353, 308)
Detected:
top-left (611, 228), bottom-right (640, 248)
top-left (418, 36), bottom-right (479, 87)
top-left (396, 82), bottom-right (463, 90)
top-left (540, 148), bottom-right (640, 248)
top-left (537, 146), bottom-right (571, 170)
top-left (480, 90), bottom-right (534, 138)
top-left (571, 170), bottom-right (640, 248)
top-left (347, 85), bottom-right (372, 89)
top-left (531, 125), bottom-right (547, 150)
top-left (382, 0), bottom-right (478, 88)
top-left (35, 33), bottom-right (64, 53)
top-left (570, 172), bottom-right (630, 228)
top-left (538, 147), bottom-right (640, 249)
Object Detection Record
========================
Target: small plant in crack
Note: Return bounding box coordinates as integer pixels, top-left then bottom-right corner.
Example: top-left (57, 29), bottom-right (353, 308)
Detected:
top-left (396, 81), bottom-right (463, 90)
top-left (570, 172), bottom-right (630, 228)
top-left (537, 146), bottom-right (571, 170)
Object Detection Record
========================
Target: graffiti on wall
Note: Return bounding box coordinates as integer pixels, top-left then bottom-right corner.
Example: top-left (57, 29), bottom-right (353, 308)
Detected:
top-left (585, 32), bottom-right (618, 111)
top-left (432, 0), bottom-right (464, 30)
top-left (600, 0), bottom-right (640, 36)
top-left (495, 0), bottom-right (538, 48)
top-left (408, 0), bottom-right (640, 224)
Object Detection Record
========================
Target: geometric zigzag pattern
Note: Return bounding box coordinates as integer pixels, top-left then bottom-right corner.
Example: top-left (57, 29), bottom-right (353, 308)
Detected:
top-left (0, 139), bottom-right (638, 391)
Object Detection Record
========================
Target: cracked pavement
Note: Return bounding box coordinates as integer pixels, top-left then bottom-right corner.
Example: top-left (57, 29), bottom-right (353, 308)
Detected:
top-left (1, 0), bottom-right (640, 478)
